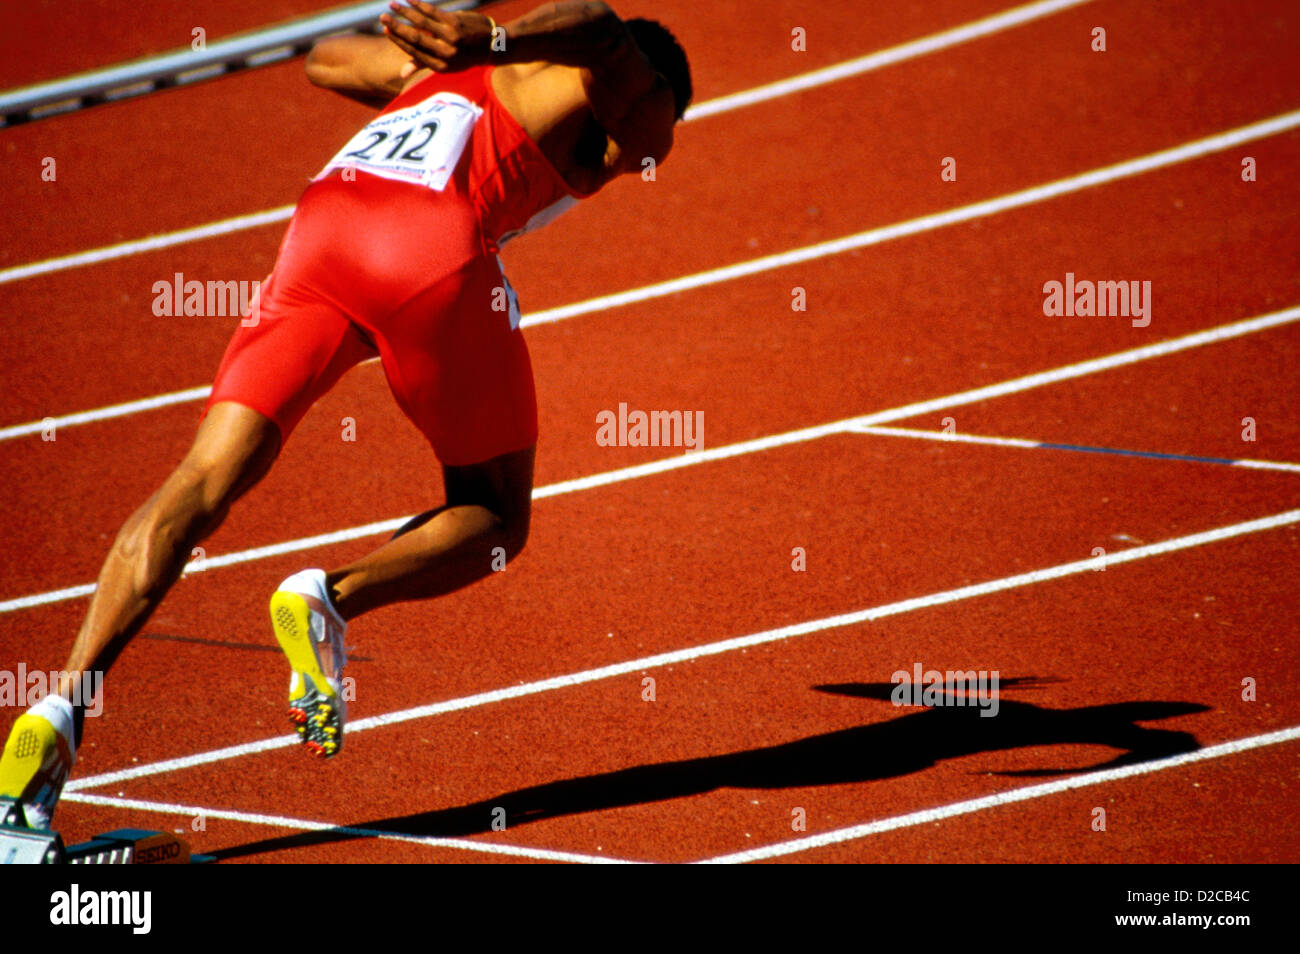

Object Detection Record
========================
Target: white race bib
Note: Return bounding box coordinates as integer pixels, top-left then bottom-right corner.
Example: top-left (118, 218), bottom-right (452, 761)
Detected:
top-left (318, 92), bottom-right (482, 191)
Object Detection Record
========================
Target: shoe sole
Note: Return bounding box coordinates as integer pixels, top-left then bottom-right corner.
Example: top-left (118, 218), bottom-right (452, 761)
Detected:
top-left (269, 591), bottom-right (344, 758)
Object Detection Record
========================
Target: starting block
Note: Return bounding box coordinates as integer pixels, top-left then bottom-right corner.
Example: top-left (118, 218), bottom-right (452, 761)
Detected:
top-left (1, 797), bottom-right (214, 864)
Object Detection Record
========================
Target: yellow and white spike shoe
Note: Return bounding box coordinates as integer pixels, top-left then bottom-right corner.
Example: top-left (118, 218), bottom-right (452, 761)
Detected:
top-left (270, 569), bottom-right (348, 759)
top-left (0, 694), bottom-right (77, 829)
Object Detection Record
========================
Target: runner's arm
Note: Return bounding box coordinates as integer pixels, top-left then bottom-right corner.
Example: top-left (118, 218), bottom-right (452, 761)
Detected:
top-left (383, 2), bottom-right (676, 172)
top-left (509, 4), bottom-right (677, 175)
top-left (304, 34), bottom-right (411, 107)
top-left (313, 3), bottom-right (615, 99)
top-left (580, 34), bottom-right (676, 175)
top-left (383, 2), bottom-right (620, 71)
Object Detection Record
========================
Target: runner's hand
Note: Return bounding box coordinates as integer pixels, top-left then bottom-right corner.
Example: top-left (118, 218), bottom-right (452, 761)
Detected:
top-left (380, 1), bottom-right (498, 74)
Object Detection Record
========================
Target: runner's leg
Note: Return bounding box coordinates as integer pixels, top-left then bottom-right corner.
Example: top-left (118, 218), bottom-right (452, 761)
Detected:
top-left (57, 264), bottom-right (378, 711)
top-left (324, 253), bottom-right (538, 620)
top-left (57, 402), bottom-right (281, 705)
top-left (326, 444), bottom-right (534, 619)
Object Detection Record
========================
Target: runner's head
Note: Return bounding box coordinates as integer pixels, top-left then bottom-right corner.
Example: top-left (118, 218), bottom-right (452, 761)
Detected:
top-left (625, 18), bottom-right (693, 121)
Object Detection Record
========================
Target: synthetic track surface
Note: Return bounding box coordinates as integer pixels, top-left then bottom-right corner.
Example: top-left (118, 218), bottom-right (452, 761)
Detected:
top-left (1, 0), bottom-right (1297, 863)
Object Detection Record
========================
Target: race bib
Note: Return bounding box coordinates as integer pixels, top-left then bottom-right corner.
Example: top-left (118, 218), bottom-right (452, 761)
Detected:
top-left (318, 92), bottom-right (483, 191)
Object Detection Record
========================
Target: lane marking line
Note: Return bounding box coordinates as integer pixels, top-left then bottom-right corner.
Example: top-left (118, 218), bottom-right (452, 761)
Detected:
top-left (696, 725), bottom-right (1300, 863)
top-left (4, 106), bottom-right (1299, 443)
top-left (60, 791), bottom-right (639, 864)
top-left (0, 386), bottom-right (214, 443)
top-left (0, 206), bottom-right (296, 289)
top-left (854, 425), bottom-right (1300, 473)
top-left (685, 0), bottom-right (1095, 119)
top-left (64, 505), bottom-right (1300, 793)
top-left (7, 302), bottom-right (1299, 616)
top-left (521, 109), bottom-right (1300, 328)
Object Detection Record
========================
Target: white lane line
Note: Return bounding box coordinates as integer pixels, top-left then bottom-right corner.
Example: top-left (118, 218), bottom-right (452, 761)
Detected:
top-left (855, 426), bottom-right (1040, 449)
top-left (0, 386), bottom-right (213, 442)
top-left (5, 106), bottom-right (1299, 444)
top-left (0, 206), bottom-right (296, 287)
top-left (1234, 459), bottom-right (1300, 473)
top-left (0, 0), bottom-right (1092, 289)
top-left (684, 0), bottom-right (1094, 119)
top-left (854, 425), bottom-right (1300, 473)
top-left (8, 302), bottom-right (1299, 617)
top-left (697, 725), bottom-right (1300, 863)
top-left (522, 108), bottom-right (1300, 327)
top-left (60, 792), bottom-right (638, 864)
top-left (65, 505), bottom-right (1300, 793)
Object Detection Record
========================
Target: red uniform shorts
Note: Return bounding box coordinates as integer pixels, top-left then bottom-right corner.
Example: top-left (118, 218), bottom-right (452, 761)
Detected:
top-left (204, 171), bottom-right (537, 467)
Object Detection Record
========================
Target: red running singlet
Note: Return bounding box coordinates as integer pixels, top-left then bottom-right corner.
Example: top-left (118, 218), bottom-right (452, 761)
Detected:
top-left (205, 65), bottom-right (593, 465)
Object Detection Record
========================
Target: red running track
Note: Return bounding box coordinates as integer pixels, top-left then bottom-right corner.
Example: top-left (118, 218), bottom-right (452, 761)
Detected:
top-left (1, 0), bottom-right (1297, 863)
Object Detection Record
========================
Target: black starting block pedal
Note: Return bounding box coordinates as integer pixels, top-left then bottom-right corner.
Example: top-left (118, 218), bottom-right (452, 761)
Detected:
top-left (1, 797), bottom-right (214, 864)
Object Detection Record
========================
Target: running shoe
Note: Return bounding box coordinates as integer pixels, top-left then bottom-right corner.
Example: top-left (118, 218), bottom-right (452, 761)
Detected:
top-left (0, 693), bottom-right (77, 829)
top-left (270, 569), bottom-right (348, 758)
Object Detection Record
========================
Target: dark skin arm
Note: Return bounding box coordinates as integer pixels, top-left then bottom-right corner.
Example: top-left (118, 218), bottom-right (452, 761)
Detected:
top-left (382, 1), bottom-right (675, 172)
top-left (303, 33), bottom-right (412, 107)
top-left (305, 2), bottom-right (600, 102)
top-left (382, 1), bottom-right (619, 72)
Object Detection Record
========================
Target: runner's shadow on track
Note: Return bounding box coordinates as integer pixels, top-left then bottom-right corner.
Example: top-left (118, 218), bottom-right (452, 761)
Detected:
top-left (208, 678), bottom-right (1209, 860)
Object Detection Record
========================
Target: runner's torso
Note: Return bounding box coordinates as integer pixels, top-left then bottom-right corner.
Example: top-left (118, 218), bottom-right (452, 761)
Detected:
top-left (316, 63), bottom-right (605, 252)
